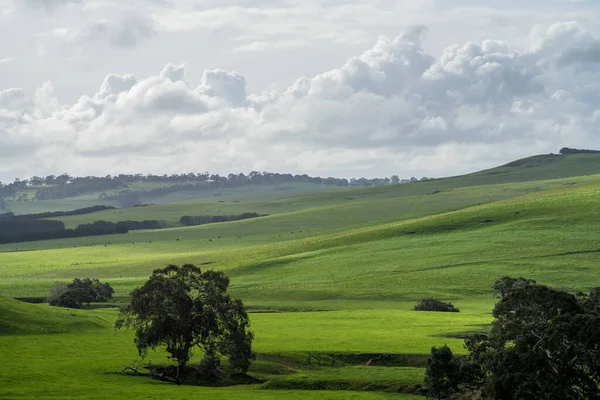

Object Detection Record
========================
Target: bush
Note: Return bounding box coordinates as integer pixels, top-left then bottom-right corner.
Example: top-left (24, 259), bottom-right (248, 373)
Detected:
top-left (48, 278), bottom-right (114, 309)
top-left (414, 298), bottom-right (459, 312)
top-left (425, 345), bottom-right (459, 399)
top-left (198, 351), bottom-right (223, 381)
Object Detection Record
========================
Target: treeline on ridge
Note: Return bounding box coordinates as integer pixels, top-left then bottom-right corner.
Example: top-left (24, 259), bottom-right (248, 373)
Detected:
top-left (179, 212), bottom-right (267, 226)
top-left (0, 205), bottom-right (115, 219)
top-left (1, 170), bottom-right (433, 204)
top-left (0, 211), bottom-right (165, 244)
top-left (559, 147), bottom-right (600, 155)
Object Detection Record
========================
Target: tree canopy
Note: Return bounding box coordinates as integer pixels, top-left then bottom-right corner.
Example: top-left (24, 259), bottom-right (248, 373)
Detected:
top-left (414, 298), bottom-right (459, 312)
top-left (115, 264), bottom-right (254, 383)
top-left (48, 278), bottom-right (114, 309)
top-left (424, 276), bottom-right (600, 399)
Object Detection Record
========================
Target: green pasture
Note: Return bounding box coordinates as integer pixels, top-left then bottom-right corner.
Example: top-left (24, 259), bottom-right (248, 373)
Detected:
top-left (5, 181), bottom-right (345, 215)
top-left (4, 153), bottom-right (600, 398)
top-left (8, 152), bottom-right (600, 217)
top-left (3, 177), bottom-right (600, 303)
top-left (0, 297), bottom-right (448, 399)
top-left (48, 173), bottom-right (600, 229)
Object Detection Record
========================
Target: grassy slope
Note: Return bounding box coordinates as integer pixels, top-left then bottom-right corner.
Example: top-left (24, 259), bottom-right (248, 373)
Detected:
top-left (3, 153), bottom-right (600, 399)
top-left (5, 182), bottom-right (346, 215)
top-left (8, 152), bottom-right (600, 216)
top-left (3, 174), bottom-right (600, 299)
top-left (0, 298), bottom-right (423, 399)
top-left (46, 152), bottom-right (600, 228)
top-left (0, 295), bottom-right (108, 335)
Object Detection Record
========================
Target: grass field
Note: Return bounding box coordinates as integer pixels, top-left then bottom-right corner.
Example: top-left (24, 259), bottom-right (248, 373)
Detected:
top-left (3, 153), bottom-right (600, 399)
top-left (5, 182), bottom-right (346, 215)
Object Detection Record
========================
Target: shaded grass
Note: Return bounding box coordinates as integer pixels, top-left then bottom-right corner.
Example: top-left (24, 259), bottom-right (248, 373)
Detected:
top-left (0, 296), bottom-right (108, 335)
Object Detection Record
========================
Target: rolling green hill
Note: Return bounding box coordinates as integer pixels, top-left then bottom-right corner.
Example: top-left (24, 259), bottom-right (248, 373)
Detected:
top-left (0, 295), bottom-right (108, 335)
top-left (3, 152), bottom-right (600, 399)
top-left (4, 182), bottom-right (347, 215)
top-left (9, 152), bottom-right (600, 217)
top-left (38, 152), bottom-right (600, 228)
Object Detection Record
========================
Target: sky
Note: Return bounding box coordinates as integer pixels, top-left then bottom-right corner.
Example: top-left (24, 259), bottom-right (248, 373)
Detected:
top-left (1, 0), bottom-right (600, 181)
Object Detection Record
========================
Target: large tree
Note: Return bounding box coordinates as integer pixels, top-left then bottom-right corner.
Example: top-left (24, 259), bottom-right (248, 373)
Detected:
top-left (451, 277), bottom-right (600, 399)
top-left (115, 264), bottom-right (254, 383)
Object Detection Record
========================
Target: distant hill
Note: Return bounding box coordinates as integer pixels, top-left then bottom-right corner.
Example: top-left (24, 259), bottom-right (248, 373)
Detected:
top-left (5, 150), bottom-right (600, 216)
top-left (463, 152), bottom-right (600, 184)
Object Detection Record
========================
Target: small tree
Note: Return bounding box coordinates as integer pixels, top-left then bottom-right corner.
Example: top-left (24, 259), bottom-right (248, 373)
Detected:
top-left (425, 345), bottom-right (458, 399)
top-left (115, 264), bottom-right (254, 383)
top-left (414, 298), bottom-right (459, 312)
top-left (48, 278), bottom-right (114, 308)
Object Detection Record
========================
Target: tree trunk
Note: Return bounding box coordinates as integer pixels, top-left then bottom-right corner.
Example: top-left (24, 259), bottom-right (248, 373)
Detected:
top-left (176, 360), bottom-right (187, 385)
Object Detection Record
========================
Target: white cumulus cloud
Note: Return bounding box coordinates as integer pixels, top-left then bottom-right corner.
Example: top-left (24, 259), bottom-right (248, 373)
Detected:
top-left (2, 21), bottom-right (600, 181)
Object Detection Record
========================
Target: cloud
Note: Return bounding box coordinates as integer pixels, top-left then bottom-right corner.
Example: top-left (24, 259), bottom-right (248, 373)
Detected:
top-left (3, 21), bottom-right (600, 181)
top-left (0, 57), bottom-right (14, 64)
top-left (38, 14), bottom-right (157, 54)
top-left (233, 39), bottom-right (308, 53)
top-left (22, 0), bottom-right (81, 11)
top-left (82, 16), bottom-right (156, 48)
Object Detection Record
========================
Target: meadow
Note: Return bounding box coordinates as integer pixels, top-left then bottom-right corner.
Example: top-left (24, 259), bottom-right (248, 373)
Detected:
top-left (2, 153), bottom-right (600, 399)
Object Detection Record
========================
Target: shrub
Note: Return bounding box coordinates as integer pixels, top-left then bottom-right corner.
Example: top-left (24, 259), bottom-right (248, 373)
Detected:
top-left (414, 298), bottom-right (459, 312)
top-left (425, 345), bottom-right (459, 399)
top-left (198, 350), bottom-right (223, 381)
top-left (48, 278), bottom-right (114, 309)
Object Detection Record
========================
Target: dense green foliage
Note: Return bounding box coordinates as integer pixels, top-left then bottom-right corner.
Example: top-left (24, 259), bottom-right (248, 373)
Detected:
top-left (414, 299), bottom-right (459, 313)
top-left (559, 147), bottom-right (600, 155)
top-left (424, 345), bottom-right (457, 400)
top-left (48, 278), bottom-right (114, 309)
top-left (425, 278), bottom-right (600, 399)
top-left (115, 264), bottom-right (254, 383)
top-left (1, 205), bottom-right (116, 219)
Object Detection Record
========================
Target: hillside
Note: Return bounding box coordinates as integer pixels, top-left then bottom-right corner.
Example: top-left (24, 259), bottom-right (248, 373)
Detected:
top-left (468, 153), bottom-right (600, 181)
top-left (4, 181), bottom-right (348, 215)
top-left (38, 152), bottom-right (600, 230)
top-left (2, 153), bottom-right (600, 399)
top-left (0, 295), bottom-right (108, 335)
top-left (7, 152), bottom-right (600, 217)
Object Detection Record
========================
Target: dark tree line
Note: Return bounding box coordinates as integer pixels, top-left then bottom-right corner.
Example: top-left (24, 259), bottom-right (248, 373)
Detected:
top-left (424, 276), bottom-right (600, 399)
top-left (0, 211), bottom-right (164, 244)
top-left (559, 147), bottom-right (600, 155)
top-left (0, 205), bottom-right (115, 219)
top-left (0, 220), bottom-right (127, 244)
top-left (179, 213), bottom-right (267, 226)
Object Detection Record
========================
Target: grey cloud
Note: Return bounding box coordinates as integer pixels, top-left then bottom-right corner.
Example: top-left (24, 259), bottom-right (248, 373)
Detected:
top-left (557, 42), bottom-right (600, 66)
top-left (3, 21), bottom-right (600, 180)
top-left (197, 69), bottom-right (247, 106)
top-left (23, 0), bottom-right (81, 11)
top-left (80, 16), bottom-right (157, 48)
top-left (97, 74), bottom-right (139, 99)
top-left (160, 63), bottom-right (186, 82)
